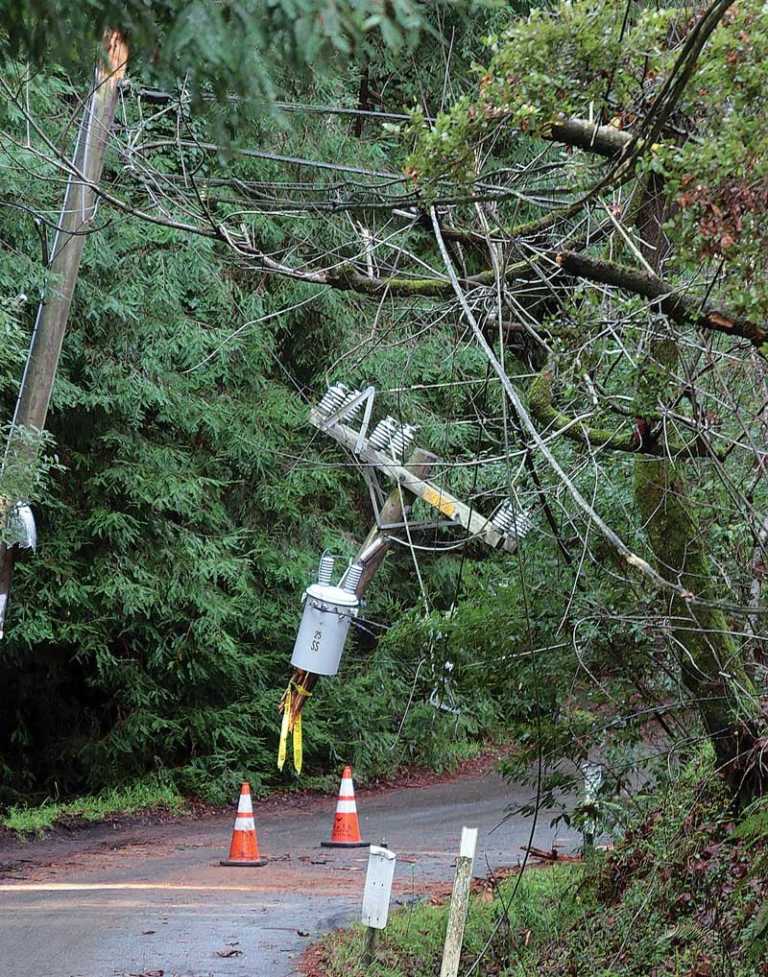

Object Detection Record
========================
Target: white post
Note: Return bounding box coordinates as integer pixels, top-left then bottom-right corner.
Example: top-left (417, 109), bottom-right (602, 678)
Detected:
top-left (361, 843), bottom-right (397, 966)
top-left (439, 826), bottom-right (478, 977)
top-left (582, 761), bottom-right (603, 850)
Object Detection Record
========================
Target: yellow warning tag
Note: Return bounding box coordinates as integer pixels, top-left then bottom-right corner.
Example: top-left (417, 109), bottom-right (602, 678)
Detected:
top-left (422, 486), bottom-right (457, 517)
top-left (293, 713), bottom-right (303, 774)
top-left (277, 689), bottom-right (291, 771)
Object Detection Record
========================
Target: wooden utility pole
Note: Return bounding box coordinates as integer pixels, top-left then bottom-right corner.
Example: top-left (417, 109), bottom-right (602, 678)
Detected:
top-left (0, 30), bottom-right (128, 637)
top-left (353, 446), bottom-right (438, 592)
top-left (439, 826), bottom-right (478, 977)
top-left (309, 407), bottom-right (515, 549)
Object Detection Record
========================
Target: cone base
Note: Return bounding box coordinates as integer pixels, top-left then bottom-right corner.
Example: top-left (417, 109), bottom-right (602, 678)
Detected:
top-left (219, 858), bottom-right (268, 867)
top-left (321, 840), bottom-right (369, 848)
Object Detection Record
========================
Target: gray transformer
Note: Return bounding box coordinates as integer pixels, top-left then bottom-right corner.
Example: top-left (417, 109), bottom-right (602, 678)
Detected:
top-left (290, 563), bottom-right (362, 676)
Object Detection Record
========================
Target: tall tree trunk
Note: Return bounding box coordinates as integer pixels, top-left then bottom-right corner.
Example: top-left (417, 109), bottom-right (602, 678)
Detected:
top-left (632, 176), bottom-right (764, 801)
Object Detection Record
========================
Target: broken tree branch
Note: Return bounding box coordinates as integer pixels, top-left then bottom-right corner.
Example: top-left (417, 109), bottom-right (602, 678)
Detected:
top-left (430, 206), bottom-right (768, 615)
top-left (528, 368), bottom-right (721, 459)
top-left (556, 250), bottom-right (767, 349)
top-left (547, 117), bottom-right (633, 158)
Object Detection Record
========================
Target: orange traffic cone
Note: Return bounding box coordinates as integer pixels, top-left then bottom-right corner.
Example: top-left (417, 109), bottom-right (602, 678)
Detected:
top-left (321, 766), bottom-right (369, 848)
top-left (220, 782), bottom-right (267, 867)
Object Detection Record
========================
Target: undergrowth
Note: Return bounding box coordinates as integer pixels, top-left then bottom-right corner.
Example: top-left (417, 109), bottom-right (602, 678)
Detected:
top-left (316, 751), bottom-right (768, 977)
top-left (2, 776), bottom-right (182, 835)
top-left (1, 738), bottom-right (493, 836)
top-left (315, 864), bottom-right (584, 977)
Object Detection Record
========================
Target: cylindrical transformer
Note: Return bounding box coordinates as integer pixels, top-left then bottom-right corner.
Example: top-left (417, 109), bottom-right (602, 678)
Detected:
top-left (290, 582), bottom-right (359, 676)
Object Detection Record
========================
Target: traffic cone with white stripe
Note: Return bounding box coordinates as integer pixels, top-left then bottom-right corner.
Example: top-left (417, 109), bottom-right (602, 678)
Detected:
top-left (220, 782), bottom-right (267, 867)
top-left (321, 765), bottom-right (369, 848)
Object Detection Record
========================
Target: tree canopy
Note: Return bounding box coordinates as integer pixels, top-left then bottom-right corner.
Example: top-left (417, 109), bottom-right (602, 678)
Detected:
top-left (1, 0), bottom-right (767, 810)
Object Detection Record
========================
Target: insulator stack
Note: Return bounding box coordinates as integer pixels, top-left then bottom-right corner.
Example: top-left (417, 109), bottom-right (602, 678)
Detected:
top-left (368, 416), bottom-right (416, 459)
top-left (369, 416), bottom-right (400, 451)
top-left (317, 554), bottom-right (335, 585)
top-left (388, 423), bottom-right (416, 461)
top-left (317, 384), bottom-right (363, 421)
top-left (491, 500), bottom-right (534, 540)
top-left (317, 383), bottom-right (350, 418)
top-left (341, 390), bottom-right (363, 421)
top-left (341, 562), bottom-right (364, 594)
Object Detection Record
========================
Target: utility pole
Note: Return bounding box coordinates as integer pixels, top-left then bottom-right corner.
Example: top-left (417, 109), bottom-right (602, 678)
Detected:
top-left (0, 30), bottom-right (128, 637)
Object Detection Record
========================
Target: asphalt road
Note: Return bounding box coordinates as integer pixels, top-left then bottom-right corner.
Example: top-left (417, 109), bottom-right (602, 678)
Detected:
top-left (0, 772), bottom-right (580, 977)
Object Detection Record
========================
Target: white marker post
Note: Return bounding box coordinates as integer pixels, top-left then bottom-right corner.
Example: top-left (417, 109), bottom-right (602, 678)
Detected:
top-left (361, 843), bottom-right (397, 965)
top-left (582, 761), bottom-right (603, 850)
top-left (439, 826), bottom-right (478, 977)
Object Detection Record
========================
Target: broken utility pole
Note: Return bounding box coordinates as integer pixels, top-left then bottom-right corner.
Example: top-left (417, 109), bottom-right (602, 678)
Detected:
top-left (277, 383), bottom-right (534, 770)
top-left (279, 447), bottom-right (437, 764)
top-left (0, 30), bottom-right (128, 637)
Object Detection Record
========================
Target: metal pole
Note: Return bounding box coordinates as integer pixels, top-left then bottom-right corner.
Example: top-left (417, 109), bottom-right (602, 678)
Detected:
top-left (362, 925), bottom-right (378, 967)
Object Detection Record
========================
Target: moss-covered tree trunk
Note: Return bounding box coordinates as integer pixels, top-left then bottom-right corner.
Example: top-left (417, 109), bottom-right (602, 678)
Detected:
top-left (635, 447), bottom-right (762, 796)
top-left (633, 178), bottom-right (764, 802)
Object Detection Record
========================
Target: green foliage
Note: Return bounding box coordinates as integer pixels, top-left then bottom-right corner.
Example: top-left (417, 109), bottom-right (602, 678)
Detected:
top-left (0, 42), bottom-right (529, 807)
top-left (3, 774), bottom-right (182, 835)
top-left (566, 752), bottom-right (768, 977)
top-left (0, 423), bottom-right (61, 530)
top-left (0, 0), bottom-right (429, 105)
top-left (316, 863), bottom-right (584, 977)
top-left (3, 0), bottom-right (766, 827)
top-left (405, 0), bottom-right (768, 322)
top-left (405, 0), bottom-right (680, 183)
top-left (654, 2), bottom-right (768, 317)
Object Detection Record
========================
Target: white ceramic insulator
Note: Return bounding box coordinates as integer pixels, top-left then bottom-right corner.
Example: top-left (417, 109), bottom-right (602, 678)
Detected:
top-left (341, 562), bottom-right (364, 594)
top-left (317, 554), bottom-right (335, 585)
top-left (340, 389), bottom-right (363, 419)
top-left (369, 417), bottom-right (399, 451)
top-left (317, 383), bottom-right (351, 417)
top-left (491, 500), bottom-right (533, 540)
top-left (388, 423), bottom-right (416, 460)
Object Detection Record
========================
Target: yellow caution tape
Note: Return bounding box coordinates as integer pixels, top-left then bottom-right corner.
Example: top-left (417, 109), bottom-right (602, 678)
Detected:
top-left (277, 681), bottom-right (311, 773)
top-left (277, 688), bottom-right (291, 771)
top-left (293, 712), bottom-right (303, 774)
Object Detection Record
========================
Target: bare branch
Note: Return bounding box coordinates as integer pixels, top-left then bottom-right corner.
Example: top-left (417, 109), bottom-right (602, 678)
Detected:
top-left (556, 250), bottom-right (768, 350)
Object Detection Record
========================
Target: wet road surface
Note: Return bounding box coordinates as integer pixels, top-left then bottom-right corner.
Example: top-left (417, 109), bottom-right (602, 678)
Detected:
top-left (0, 773), bottom-right (580, 977)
